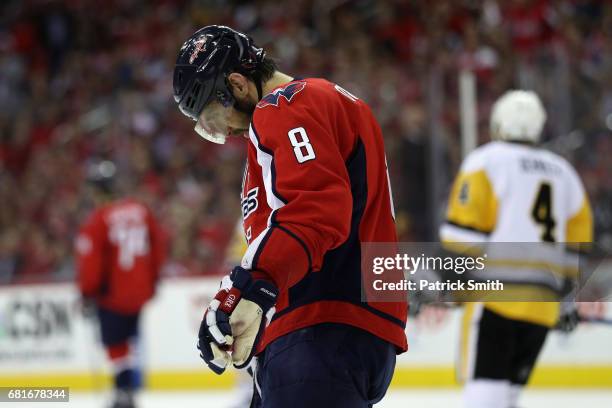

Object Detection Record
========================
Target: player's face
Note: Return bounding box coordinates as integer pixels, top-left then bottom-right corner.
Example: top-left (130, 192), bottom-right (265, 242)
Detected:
top-left (225, 104), bottom-right (252, 138)
top-left (194, 73), bottom-right (257, 143)
top-left (195, 101), bottom-right (251, 143)
top-left (225, 72), bottom-right (258, 137)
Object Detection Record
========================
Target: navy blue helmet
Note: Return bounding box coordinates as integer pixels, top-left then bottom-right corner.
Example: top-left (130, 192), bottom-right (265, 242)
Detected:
top-left (86, 159), bottom-right (117, 194)
top-left (173, 25), bottom-right (265, 122)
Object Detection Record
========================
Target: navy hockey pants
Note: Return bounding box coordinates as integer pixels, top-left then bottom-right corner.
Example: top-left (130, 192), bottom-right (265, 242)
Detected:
top-left (251, 323), bottom-right (397, 408)
top-left (96, 307), bottom-right (142, 389)
top-left (96, 307), bottom-right (140, 347)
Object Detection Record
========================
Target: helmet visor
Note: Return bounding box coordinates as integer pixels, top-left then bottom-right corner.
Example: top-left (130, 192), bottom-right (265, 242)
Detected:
top-left (194, 100), bottom-right (231, 144)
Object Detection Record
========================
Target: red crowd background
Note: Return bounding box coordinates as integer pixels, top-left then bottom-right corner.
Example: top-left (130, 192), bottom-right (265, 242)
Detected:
top-left (0, 0), bottom-right (610, 283)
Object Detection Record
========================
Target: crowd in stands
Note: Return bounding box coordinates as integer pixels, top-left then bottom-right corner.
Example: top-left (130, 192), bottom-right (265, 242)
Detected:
top-left (0, 0), bottom-right (610, 283)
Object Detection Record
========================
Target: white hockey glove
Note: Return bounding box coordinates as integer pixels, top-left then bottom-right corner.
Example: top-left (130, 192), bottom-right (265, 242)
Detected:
top-left (198, 266), bottom-right (278, 374)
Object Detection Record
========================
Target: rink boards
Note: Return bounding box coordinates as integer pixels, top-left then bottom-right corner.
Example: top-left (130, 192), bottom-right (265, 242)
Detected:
top-left (1, 278), bottom-right (611, 390)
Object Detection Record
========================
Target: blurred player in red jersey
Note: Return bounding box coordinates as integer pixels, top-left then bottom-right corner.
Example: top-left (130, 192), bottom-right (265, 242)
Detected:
top-left (75, 160), bottom-right (165, 408)
top-left (173, 26), bottom-right (407, 407)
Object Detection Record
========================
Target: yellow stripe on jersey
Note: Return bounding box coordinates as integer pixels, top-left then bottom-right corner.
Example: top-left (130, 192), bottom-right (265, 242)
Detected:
top-left (485, 301), bottom-right (560, 327)
top-left (446, 170), bottom-right (498, 234)
top-left (566, 196), bottom-right (593, 245)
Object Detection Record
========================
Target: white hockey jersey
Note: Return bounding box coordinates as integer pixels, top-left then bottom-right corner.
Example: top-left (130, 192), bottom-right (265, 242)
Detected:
top-left (440, 141), bottom-right (593, 327)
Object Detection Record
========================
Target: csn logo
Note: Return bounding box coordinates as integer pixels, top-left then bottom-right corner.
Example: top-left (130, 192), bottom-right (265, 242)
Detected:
top-left (241, 187), bottom-right (259, 220)
top-left (0, 299), bottom-right (72, 340)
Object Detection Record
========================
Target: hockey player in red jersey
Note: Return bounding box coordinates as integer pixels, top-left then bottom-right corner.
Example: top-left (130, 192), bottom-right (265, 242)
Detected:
top-left (75, 160), bottom-right (165, 408)
top-left (173, 26), bottom-right (407, 407)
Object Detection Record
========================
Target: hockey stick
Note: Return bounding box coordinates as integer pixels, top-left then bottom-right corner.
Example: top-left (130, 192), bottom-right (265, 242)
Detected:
top-left (80, 302), bottom-right (107, 393)
top-left (579, 317), bottom-right (612, 326)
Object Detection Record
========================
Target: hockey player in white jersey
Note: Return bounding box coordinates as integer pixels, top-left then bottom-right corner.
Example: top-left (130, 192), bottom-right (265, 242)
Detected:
top-left (440, 90), bottom-right (593, 408)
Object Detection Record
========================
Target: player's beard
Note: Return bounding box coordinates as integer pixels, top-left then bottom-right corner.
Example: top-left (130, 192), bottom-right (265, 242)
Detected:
top-left (233, 97), bottom-right (256, 116)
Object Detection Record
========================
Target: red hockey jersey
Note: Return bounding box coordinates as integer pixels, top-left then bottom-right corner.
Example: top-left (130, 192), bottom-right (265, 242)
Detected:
top-left (240, 78), bottom-right (408, 352)
top-left (75, 199), bottom-right (165, 314)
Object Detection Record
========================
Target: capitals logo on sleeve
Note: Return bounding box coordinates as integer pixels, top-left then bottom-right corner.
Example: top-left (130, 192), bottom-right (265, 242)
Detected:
top-left (257, 81), bottom-right (307, 109)
top-left (241, 187), bottom-right (259, 220)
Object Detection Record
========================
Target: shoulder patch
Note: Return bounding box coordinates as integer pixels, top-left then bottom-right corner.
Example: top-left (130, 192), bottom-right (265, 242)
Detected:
top-left (257, 81), bottom-right (307, 109)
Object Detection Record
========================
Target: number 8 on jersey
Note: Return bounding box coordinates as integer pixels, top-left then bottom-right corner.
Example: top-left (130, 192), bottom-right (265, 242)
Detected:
top-left (288, 127), bottom-right (316, 163)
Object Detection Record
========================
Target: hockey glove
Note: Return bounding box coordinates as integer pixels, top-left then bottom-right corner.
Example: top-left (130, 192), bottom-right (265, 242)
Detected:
top-left (198, 266), bottom-right (278, 374)
top-left (77, 297), bottom-right (97, 319)
top-left (555, 303), bottom-right (579, 333)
